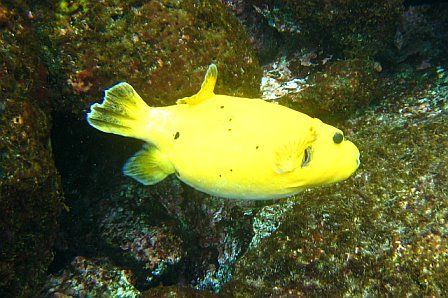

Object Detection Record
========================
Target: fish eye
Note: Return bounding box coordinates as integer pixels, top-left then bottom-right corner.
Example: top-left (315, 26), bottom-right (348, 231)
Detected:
top-left (301, 147), bottom-right (312, 168)
top-left (333, 132), bottom-right (344, 144)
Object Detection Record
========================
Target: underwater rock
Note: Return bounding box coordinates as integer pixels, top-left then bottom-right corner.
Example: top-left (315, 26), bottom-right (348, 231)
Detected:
top-left (280, 59), bottom-right (382, 122)
top-left (50, 111), bottom-right (254, 291)
top-left (182, 195), bottom-right (254, 291)
top-left (49, 116), bottom-right (188, 288)
top-left (220, 69), bottom-right (448, 296)
top-left (230, 0), bottom-right (403, 61)
top-left (45, 256), bottom-right (140, 297)
top-left (99, 178), bottom-right (254, 292)
top-left (142, 285), bottom-right (217, 297)
top-left (96, 180), bottom-right (185, 288)
top-left (110, 176), bottom-right (254, 291)
top-left (0, 3), bottom-right (64, 296)
top-left (220, 0), bottom-right (290, 63)
top-left (41, 0), bottom-right (261, 292)
top-left (393, 4), bottom-right (448, 70)
top-left (291, 0), bottom-right (403, 59)
top-left (43, 0), bottom-right (261, 116)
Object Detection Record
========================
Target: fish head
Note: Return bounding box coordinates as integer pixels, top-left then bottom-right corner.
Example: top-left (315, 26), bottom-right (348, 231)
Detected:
top-left (294, 119), bottom-right (360, 187)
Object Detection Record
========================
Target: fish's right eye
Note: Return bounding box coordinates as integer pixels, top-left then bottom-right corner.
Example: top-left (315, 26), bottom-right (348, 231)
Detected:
top-left (301, 147), bottom-right (312, 168)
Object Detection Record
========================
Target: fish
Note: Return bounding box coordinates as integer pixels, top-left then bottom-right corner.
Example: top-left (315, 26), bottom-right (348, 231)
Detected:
top-left (86, 64), bottom-right (360, 200)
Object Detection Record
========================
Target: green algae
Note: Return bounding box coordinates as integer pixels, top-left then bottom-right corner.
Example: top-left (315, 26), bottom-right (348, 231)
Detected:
top-left (280, 59), bottom-right (382, 121)
top-left (58, 0), bottom-right (88, 15)
top-left (45, 257), bottom-right (141, 297)
top-left (142, 285), bottom-right (217, 297)
top-left (0, 3), bottom-right (64, 296)
top-left (45, 0), bottom-right (261, 116)
top-left (283, 0), bottom-right (404, 59)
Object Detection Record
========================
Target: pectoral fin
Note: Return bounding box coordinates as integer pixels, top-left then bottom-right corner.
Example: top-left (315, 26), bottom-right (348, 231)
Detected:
top-left (274, 127), bottom-right (317, 174)
top-left (123, 145), bottom-right (174, 185)
top-left (274, 142), bottom-right (303, 174)
top-left (177, 64), bottom-right (217, 105)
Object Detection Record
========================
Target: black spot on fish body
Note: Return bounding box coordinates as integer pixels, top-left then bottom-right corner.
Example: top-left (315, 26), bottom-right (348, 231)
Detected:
top-left (220, 105), bottom-right (224, 109)
top-left (174, 132), bottom-right (180, 140)
top-left (229, 118), bottom-right (233, 122)
top-left (256, 145), bottom-right (259, 149)
top-left (228, 128), bottom-right (232, 132)
top-left (230, 169), bottom-right (233, 172)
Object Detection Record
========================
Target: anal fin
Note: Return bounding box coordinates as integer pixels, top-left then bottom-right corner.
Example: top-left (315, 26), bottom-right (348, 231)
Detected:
top-left (123, 145), bottom-right (174, 185)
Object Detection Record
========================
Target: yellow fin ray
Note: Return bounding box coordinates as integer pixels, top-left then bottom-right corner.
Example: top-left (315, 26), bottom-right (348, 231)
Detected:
top-left (274, 126), bottom-right (317, 174)
top-left (177, 64), bottom-right (218, 105)
top-left (123, 145), bottom-right (174, 185)
top-left (87, 82), bottom-right (151, 140)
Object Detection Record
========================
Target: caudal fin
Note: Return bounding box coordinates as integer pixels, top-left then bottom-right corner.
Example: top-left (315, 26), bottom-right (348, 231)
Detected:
top-left (86, 82), bottom-right (150, 140)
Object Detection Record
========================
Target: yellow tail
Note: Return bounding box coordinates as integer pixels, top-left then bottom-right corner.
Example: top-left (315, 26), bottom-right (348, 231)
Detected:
top-left (86, 82), bottom-right (150, 140)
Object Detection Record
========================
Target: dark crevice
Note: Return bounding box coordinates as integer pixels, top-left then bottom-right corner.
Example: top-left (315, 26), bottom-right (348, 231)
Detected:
top-left (48, 112), bottom-right (142, 274)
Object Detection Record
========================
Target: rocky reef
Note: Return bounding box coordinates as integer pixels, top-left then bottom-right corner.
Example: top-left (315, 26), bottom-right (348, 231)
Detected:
top-left (45, 256), bottom-right (140, 297)
top-left (280, 59), bottom-right (382, 122)
top-left (44, 0), bottom-right (261, 116)
top-left (0, 2), bottom-right (64, 296)
top-left (221, 68), bottom-right (448, 296)
top-left (1, 0), bottom-right (448, 296)
top-left (223, 0), bottom-right (404, 61)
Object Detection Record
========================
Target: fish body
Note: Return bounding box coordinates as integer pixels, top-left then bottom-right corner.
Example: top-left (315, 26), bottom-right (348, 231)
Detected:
top-left (87, 64), bottom-right (360, 200)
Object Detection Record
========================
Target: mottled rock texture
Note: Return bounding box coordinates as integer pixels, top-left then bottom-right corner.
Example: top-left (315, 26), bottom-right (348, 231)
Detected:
top-left (280, 58), bottom-right (382, 121)
top-left (45, 0), bottom-right (261, 116)
top-left (0, 2), bottom-right (63, 296)
top-left (220, 72), bottom-right (448, 297)
top-left (222, 0), bottom-right (403, 60)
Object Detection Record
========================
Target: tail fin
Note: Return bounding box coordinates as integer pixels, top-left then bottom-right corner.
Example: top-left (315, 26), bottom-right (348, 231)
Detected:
top-left (87, 82), bottom-right (150, 140)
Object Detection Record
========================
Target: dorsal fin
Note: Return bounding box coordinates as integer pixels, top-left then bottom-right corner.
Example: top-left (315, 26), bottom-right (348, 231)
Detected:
top-left (177, 64), bottom-right (218, 105)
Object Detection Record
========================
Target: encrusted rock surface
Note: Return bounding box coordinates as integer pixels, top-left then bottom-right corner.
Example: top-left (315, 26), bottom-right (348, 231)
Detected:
top-left (44, 0), bottom-right (261, 116)
top-left (220, 69), bottom-right (448, 297)
top-left (2, 0), bottom-right (448, 296)
top-left (45, 256), bottom-right (140, 297)
top-left (0, 2), bottom-right (64, 296)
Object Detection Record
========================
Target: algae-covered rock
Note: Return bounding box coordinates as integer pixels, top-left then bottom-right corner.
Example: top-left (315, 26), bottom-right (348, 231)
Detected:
top-left (46, 0), bottom-right (261, 116)
top-left (0, 2), bottom-right (63, 296)
top-left (280, 59), bottom-right (382, 121)
top-left (254, 0), bottom-right (404, 59)
top-left (142, 285), bottom-right (217, 297)
top-left (49, 113), bottom-right (187, 288)
top-left (44, 1), bottom-right (260, 291)
top-left (50, 110), bottom-right (254, 292)
top-left (45, 256), bottom-right (141, 297)
top-left (292, 0), bottom-right (404, 59)
top-left (96, 180), bottom-right (186, 288)
top-left (394, 4), bottom-right (448, 70)
top-left (220, 70), bottom-right (448, 296)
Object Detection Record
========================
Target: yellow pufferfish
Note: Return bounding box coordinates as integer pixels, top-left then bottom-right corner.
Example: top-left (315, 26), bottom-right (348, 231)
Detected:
top-left (87, 64), bottom-right (360, 200)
